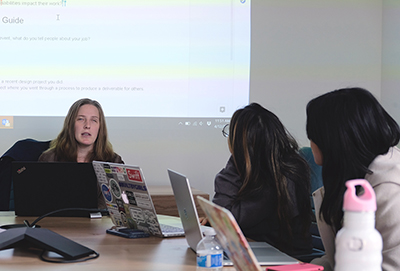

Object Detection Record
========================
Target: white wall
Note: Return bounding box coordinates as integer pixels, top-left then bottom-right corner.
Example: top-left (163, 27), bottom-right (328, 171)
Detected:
top-left (382, 0), bottom-right (400, 128)
top-left (250, 0), bottom-right (383, 147)
top-left (3, 0), bottom-right (397, 200)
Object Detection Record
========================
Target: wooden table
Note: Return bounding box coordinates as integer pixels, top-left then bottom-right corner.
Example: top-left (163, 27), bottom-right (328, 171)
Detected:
top-left (0, 213), bottom-right (240, 271)
top-left (148, 185), bottom-right (209, 218)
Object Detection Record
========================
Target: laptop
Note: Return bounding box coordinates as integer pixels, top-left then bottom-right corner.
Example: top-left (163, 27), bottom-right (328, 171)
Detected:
top-left (167, 169), bottom-right (299, 267)
top-left (12, 162), bottom-right (99, 217)
top-left (197, 196), bottom-right (300, 269)
top-left (92, 161), bottom-right (184, 238)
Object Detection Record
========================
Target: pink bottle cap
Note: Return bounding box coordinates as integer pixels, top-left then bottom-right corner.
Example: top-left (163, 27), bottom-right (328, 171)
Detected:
top-left (343, 179), bottom-right (376, 212)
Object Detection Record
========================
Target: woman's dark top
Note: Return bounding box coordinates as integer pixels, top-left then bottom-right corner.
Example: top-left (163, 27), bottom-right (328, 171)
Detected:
top-left (212, 156), bottom-right (312, 256)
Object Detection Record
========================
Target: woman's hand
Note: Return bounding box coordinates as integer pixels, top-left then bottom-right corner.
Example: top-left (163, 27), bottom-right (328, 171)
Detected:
top-left (199, 217), bottom-right (209, 226)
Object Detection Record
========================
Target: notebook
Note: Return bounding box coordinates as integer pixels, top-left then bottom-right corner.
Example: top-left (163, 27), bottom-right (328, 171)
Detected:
top-left (92, 161), bottom-right (184, 237)
top-left (12, 162), bottom-right (99, 217)
top-left (167, 169), bottom-right (298, 267)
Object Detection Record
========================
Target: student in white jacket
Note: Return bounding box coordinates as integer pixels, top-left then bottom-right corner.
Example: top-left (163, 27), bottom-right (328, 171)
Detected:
top-left (305, 87), bottom-right (400, 271)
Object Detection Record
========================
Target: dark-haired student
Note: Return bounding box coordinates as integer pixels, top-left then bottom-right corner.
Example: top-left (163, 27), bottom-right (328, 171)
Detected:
top-left (39, 98), bottom-right (124, 208)
top-left (203, 103), bottom-right (313, 257)
top-left (306, 88), bottom-right (400, 271)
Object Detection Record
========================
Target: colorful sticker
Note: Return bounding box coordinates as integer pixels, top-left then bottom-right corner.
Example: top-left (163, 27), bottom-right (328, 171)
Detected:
top-left (116, 198), bottom-right (125, 213)
top-left (118, 181), bottom-right (147, 192)
top-left (102, 163), bottom-right (112, 174)
top-left (106, 202), bottom-right (118, 209)
top-left (112, 166), bottom-right (125, 174)
top-left (129, 207), bottom-right (145, 223)
top-left (143, 209), bottom-right (161, 235)
top-left (120, 211), bottom-right (128, 226)
top-left (108, 207), bottom-right (123, 226)
top-left (101, 184), bottom-right (113, 202)
top-left (117, 174), bottom-right (125, 182)
top-left (93, 164), bottom-right (107, 182)
top-left (95, 170), bottom-right (107, 183)
top-left (134, 192), bottom-right (152, 209)
top-left (126, 168), bottom-right (143, 182)
top-left (125, 190), bottom-right (137, 205)
top-left (109, 178), bottom-right (122, 199)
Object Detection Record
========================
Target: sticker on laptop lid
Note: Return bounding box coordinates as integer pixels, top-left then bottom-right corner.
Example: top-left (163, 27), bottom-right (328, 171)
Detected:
top-left (129, 207), bottom-right (144, 223)
top-left (126, 168), bottom-right (143, 182)
top-left (125, 190), bottom-right (137, 205)
top-left (108, 207), bottom-right (123, 227)
top-left (116, 198), bottom-right (125, 213)
top-left (111, 165), bottom-right (125, 174)
top-left (109, 178), bottom-right (122, 199)
top-left (117, 174), bottom-right (125, 182)
top-left (102, 163), bottom-right (112, 173)
top-left (101, 184), bottom-right (113, 202)
top-left (134, 192), bottom-right (152, 209)
top-left (143, 210), bottom-right (161, 235)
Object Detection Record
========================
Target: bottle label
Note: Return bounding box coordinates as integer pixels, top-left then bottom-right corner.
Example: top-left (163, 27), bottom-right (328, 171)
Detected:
top-left (197, 253), bottom-right (223, 268)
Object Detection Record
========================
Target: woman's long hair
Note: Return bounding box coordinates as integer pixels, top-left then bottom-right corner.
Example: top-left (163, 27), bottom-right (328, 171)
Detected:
top-left (46, 98), bottom-right (116, 162)
top-left (306, 88), bottom-right (400, 231)
top-left (229, 103), bottom-right (311, 251)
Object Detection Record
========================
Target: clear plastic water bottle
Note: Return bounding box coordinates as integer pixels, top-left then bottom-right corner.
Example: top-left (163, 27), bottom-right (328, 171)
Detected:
top-left (196, 227), bottom-right (223, 271)
top-left (334, 179), bottom-right (383, 271)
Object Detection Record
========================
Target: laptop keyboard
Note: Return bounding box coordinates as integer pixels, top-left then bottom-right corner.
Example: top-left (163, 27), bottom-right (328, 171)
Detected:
top-left (160, 224), bottom-right (184, 233)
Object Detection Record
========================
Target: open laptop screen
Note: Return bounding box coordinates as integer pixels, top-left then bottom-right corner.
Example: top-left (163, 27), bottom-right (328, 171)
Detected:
top-left (12, 162), bottom-right (98, 217)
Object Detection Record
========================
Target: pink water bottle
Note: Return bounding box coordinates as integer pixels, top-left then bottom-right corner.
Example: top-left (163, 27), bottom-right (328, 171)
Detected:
top-left (334, 179), bottom-right (382, 271)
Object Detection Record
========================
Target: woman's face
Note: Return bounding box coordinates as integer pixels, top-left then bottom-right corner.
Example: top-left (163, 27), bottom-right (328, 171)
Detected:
top-left (74, 104), bottom-right (100, 148)
top-left (310, 140), bottom-right (323, 166)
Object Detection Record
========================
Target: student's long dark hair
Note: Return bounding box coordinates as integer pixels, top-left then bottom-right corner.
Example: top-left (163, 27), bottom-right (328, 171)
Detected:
top-left (229, 103), bottom-right (311, 251)
top-left (306, 88), bottom-right (400, 231)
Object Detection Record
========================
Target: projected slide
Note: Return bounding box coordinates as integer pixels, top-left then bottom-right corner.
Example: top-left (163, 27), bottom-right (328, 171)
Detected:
top-left (0, 0), bottom-right (250, 117)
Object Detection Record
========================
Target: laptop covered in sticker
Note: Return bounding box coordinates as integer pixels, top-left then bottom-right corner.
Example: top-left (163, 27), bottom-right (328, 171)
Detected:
top-left (92, 161), bottom-right (184, 237)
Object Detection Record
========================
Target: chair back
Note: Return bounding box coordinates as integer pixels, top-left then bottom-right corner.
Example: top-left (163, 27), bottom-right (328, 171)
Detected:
top-left (0, 138), bottom-right (51, 210)
top-left (299, 146), bottom-right (325, 254)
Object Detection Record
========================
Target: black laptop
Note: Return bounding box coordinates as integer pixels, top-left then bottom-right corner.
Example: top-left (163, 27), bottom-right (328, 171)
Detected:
top-left (12, 162), bottom-right (99, 217)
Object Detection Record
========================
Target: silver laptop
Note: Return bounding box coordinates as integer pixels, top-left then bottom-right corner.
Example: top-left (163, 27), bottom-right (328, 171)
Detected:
top-left (92, 161), bottom-right (184, 237)
top-left (167, 169), bottom-right (299, 266)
